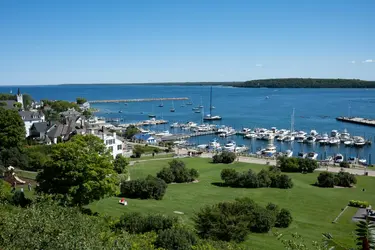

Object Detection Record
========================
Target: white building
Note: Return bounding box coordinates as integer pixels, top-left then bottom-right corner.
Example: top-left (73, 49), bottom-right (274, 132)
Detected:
top-left (89, 129), bottom-right (124, 158)
top-left (16, 88), bottom-right (23, 110)
top-left (19, 111), bottom-right (45, 137)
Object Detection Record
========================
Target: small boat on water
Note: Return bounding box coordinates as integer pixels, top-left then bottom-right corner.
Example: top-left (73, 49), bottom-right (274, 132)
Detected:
top-left (155, 130), bottom-right (171, 137)
top-left (305, 135), bottom-right (316, 144)
top-left (347, 157), bottom-right (357, 164)
top-left (244, 131), bottom-right (257, 139)
top-left (284, 150), bottom-right (293, 158)
top-left (203, 86), bottom-right (222, 121)
top-left (307, 152), bottom-right (318, 160)
top-left (298, 152), bottom-right (307, 159)
top-left (310, 130), bottom-right (318, 136)
top-left (261, 143), bottom-right (277, 156)
top-left (329, 137), bottom-right (340, 145)
top-left (209, 139), bottom-right (221, 149)
top-left (344, 140), bottom-right (354, 146)
top-left (235, 145), bottom-right (248, 153)
top-left (263, 133), bottom-right (275, 141)
top-left (331, 130), bottom-right (340, 138)
top-left (277, 135), bottom-right (286, 141)
top-left (334, 154), bottom-right (344, 163)
top-left (359, 159), bottom-right (367, 165)
top-left (170, 122), bottom-right (179, 128)
top-left (118, 110), bottom-right (122, 113)
top-left (170, 101), bottom-right (175, 112)
top-left (318, 133), bottom-right (329, 145)
top-left (353, 136), bottom-right (366, 147)
top-left (148, 114), bottom-right (156, 118)
top-left (340, 129), bottom-right (350, 142)
top-left (283, 135), bottom-right (295, 142)
top-left (223, 141), bottom-right (236, 152)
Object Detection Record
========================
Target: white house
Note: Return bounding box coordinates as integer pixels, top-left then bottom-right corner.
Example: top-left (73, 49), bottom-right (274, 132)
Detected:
top-left (89, 130), bottom-right (124, 158)
top-left (19, 111), bottom-right (45, 137)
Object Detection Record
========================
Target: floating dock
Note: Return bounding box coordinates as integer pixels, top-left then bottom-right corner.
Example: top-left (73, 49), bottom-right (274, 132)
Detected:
top-left (336, 116), bottom-right (375, 127)
top-left (89, 97), bottom-right (189, 104)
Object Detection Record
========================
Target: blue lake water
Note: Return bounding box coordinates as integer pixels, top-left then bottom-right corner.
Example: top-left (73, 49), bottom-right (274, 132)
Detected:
top-left (3, 85), bottom-right (375, 162)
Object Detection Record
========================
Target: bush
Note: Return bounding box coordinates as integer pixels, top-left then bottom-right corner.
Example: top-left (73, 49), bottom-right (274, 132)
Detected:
top-left (155, 227), bottom-right (198, 250)
top-left (277, 157), bottom-right (318, 173)
top-left (11, 191), bottom-right (32, 208)
top-left (212, 152), bottom-right (236, 164)
top-left (0, 180), bottom-right (12, 202)
top-left (120, 175), bottom-right (167, 200)
top-left (275, 208), bottom-right (293, 228)
top-left (194, 198), bottom-right (291, 243)
top-left (316, 171), bottom-right (356, 188)
top-left (113, 154), bottom-right (129, 174)
top-left (115, 212), bottom-right (177, 234)
top-left (348, 200), bottom-right (370, 208)
top-left (316, 172), bottom-right (335, 187)
top-left (219, 168), bottom-right (293, 189)
top-left (340, 161), bottom-right (350, 168)
top-left (132, 145), bottom-right (145, 158)
top-left (156, 160), bottom-right (199, 183)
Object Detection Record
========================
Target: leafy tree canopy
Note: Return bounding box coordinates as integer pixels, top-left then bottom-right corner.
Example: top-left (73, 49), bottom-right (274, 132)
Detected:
top-left (76, 97), bottom-right (87, 104)
top-left (36, 135), bottom-right (118, 206)
top-left (0, 108), bottom-right (25, 150)
top-left (125, 125), bottom-right (140, 139)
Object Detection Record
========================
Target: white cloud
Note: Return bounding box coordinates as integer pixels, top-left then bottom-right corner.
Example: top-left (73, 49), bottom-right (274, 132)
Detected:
top-left (350, 60), bottom-right (356, 64)
top-left (362, 59), bottom-right (374, 63)
top-left (255, 64), bottom-right (263, 67)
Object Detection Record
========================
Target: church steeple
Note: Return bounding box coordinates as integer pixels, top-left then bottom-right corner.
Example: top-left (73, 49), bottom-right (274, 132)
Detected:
top-left (17, 88), bottom-right (20, 96)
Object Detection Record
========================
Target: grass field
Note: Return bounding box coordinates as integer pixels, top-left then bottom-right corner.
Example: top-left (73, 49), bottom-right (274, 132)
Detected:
top-left (89, 158), bottom-right (375, 249)
top-left (129, 153), bottom-right (174, 161)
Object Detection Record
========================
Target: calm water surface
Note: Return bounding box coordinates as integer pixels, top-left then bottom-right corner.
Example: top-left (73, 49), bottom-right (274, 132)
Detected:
top-left (2, 85), bottom-right (375, 162)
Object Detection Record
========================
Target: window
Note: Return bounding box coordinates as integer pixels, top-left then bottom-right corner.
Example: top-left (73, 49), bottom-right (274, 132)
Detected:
top-left (109, 146), bottom-right (113, 151)
top-left (106, 140), bottom-right (110, 145)
top-left (112, 139), bottom-right (116, 144)
top-left (117, 145), bottom-right (122, 150)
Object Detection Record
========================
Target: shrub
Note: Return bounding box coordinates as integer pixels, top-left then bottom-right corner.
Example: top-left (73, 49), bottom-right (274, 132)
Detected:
top-left (11, 191), bottom-right (32, 208)
top-left (132, 145), bottom-right (145, 158)
top-left (113, 154), bottom-right (129, 174)
top-left (120, 175), bottom-right (167, 200)
top-left (212, 152), bottom-right (236, 164)
top-left (340, 161), bottom-right (350, 168)
top-left (317, 172), bottom-right (335, 187)
top-left (115, 212), bottom-right (177, 233)
top-left (156, 160), bottom-right (199, 183)
top-left (155, 227), bottom-right (198, 250)
top-left (219, 168), bottom-right (293, 189)
top-left (277, 157), bottom-right (318, 173)
top-left (348, 200), bottom-right (370, 208)
top-left (194, 198), bottom-right (291, 243)
top-left (275, 208), bottom-right (293, 228)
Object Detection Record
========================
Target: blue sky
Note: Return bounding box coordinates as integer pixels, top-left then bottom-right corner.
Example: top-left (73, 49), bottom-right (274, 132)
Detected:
top-left (0, 0), bottom-right (374, 85)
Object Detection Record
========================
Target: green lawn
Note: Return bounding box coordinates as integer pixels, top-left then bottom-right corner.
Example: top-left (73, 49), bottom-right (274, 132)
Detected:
top-left (129, 153), bottom-right (174, 161)
top-left (89, 158), bottom-right (375, 249)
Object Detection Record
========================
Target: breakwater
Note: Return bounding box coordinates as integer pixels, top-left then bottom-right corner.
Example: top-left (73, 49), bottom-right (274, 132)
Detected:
top-left (336, 117), bottom-right (375, 127)
top-left (89, 97), bottom-right (189, 104)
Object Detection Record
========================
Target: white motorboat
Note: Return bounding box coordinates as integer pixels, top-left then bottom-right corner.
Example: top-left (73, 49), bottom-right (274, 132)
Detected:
top-left (297, 135), bottom-right (306, 143)
top-left (307, 152), bottom-right (318, 160)
top-left (263, 133), bottom-right (275, 141)
top-left (173, 140), bottom-right (187, 145)
top-left (340, 129), bottom-right (350, 142)
top-left (209, 139), bottom-right (221, 149)
top-left (155, 130), bottom-right (171, 137)
top-left (331, 130), bottom-right (340, 138)
top-left (347, 157), bottom-right (357, 164)
top-left (323, 156), bottom-right (333, 162)
top-left (318, 133), bottom-right (329, 145)
top-left (283, 135), bottom-right (295, 142)
top-left (197, 144), bottom-right (208, 149)
top-left (310, 130), bottom-right (318, 136)
top-left (329, 137), bottom-right (340, 145)
top-left (284, 150), bottom-right (293, 158)
top-left (261, 144), bottom-right (277, 155)
top-left (277, 135), bottom-right (286, 141)
top-left (223, 141), bottom-right (236, 152)
top-left (354, 136), bottom-right (366, 147)
top-left (344, 140), bottom-right (354, 146)
top-left (298, 152), bottom-right (307, 159)
top-left (334, 154), bottom-right (344, 163)
top-left (242, 128), bottom-right (251, 134)
top-left (170, 122), bottom-right (179, 128)
top-left (244, 131), bottom-right (257, 139)
top-left (359, 159), bottom-right (367, 165)
top-left (235, 145), bottom-right (248, 153)
top-left (305, 135), bottom-right (316, 144)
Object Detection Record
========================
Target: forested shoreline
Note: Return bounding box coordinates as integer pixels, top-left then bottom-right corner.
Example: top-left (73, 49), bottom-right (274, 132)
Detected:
top-left (235, 78), bottom-right (375, 88)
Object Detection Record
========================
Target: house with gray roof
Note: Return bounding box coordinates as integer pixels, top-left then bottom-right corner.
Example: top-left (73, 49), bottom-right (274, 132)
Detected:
top-left (19, 111), bottom-right (45, 137)
top-left (0, 100), bottom-right (17, 110)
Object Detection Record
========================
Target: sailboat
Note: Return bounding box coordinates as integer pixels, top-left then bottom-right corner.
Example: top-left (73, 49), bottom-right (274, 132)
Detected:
top-left (199, 96), bottom-right (203, 108)
top-left (203, 86), bottom-right (222, 121)
top-left (148, 104), bottom-right (156, 118)
top-left (170, 101), bottom-right (175, 112)
top-left (158, 101), bottom-right (164, 107)
top-left (186, 97), bottom-right (193, 105)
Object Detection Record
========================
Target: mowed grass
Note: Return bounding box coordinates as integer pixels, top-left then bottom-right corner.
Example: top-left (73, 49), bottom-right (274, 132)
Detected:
top-left (89, 158), bottom-right (375, 249)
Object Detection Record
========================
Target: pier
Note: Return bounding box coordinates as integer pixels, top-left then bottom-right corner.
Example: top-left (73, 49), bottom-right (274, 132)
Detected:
top-left (336, 116), bottom-right (375, 127)
top-left (89, 97), bottom-right (189, 104)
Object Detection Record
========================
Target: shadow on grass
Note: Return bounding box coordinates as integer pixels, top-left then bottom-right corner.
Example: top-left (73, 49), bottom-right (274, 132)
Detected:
top-left (211, 182), bottom-right (230, 187)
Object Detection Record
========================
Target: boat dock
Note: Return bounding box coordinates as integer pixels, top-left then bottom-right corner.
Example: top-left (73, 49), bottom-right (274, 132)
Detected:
top-left (161, 131), bottom-right (217, 141)
top-left (336, 117), bottom-right (375, 127)
top-left (89, 97), bottom-right (189, 104)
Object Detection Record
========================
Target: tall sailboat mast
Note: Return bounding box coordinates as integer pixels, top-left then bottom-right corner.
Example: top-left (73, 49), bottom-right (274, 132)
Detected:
top-left (291, 108), bottom-right (295, 133)
top-left (209, 86), bottom-right (213, 116)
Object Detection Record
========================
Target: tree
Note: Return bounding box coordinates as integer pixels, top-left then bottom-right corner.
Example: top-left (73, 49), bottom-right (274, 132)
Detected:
top-left (11, 190), bottom-right (32, 208)
top-left (0, 108), bottom-right (26, 150)
top-left (220, 168), bottom-right (239, 185)
top-left (133, 145), bottom-right (145, 158)
top-left (0, 93), bottom-right (16, 100)
top-left (157, 167), bottom-right (175, 184)
top-left (125, 125), bottom-right (140, 139)
top-left (277, 174), bottom-right (294, 189)
top-left (76, 97), bottom-right (87, 105)
top-left (355, 218), bottom-right (375, 250)
top-left (340, 161), bottom-right (350, 168)
top-left (22, 94), bottom-right (33, 109)
top-left (155, 227), bottom-right (198, 250)
top-left (0, 147), bottom-right (29, 169)
top-left (334, 171), bottom-right (357, 187)
top-left (120, 175), bottom-right (167, 200)
top-left (13, 102), bottom-right (22, 109)
top-left (276, 208), bottom-right (293, 228)
top-left (36, 135), bottom-right (118, 206)
top-left (0, 180), bottom-right (11, 202)
top-left (317, 172), bottom-right (335, 188)
top-left (0, 201), bottom-right (139, 250)
top-left (213, 151), bottom-right (236, 164)
top-left (114, 154), bottom-right (129, 175)
top-left (257, 169), bottom-right (272, 187)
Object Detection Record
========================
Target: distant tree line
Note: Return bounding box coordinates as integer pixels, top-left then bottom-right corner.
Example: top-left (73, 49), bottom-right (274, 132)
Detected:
top-left (235, 78), bottom-right (375, 88)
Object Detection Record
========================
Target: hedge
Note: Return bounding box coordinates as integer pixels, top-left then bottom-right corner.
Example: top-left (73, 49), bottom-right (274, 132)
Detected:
top-left (348, 200), bottom-right (369, 208)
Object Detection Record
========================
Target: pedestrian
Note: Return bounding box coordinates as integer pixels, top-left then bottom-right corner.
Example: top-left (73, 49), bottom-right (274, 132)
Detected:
top-left (20, 187), bottom-right (24, 193)
top-left (28, 182), bottom-right (32, 191)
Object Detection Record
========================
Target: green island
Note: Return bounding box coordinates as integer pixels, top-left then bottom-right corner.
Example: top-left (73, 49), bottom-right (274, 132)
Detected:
top-left (235, 78), bottom-right (375, 88)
